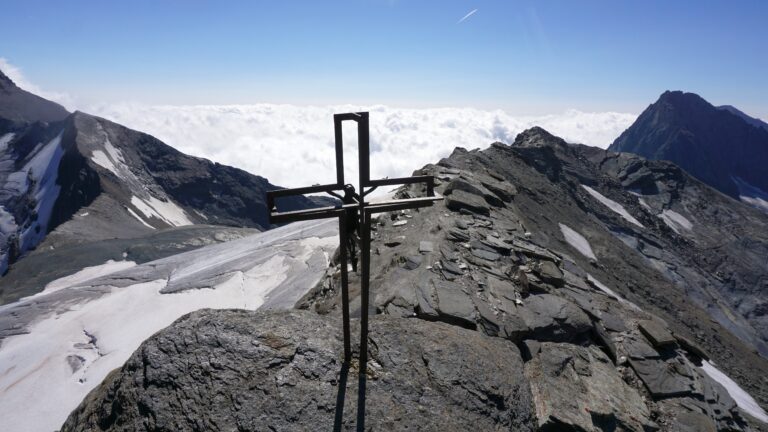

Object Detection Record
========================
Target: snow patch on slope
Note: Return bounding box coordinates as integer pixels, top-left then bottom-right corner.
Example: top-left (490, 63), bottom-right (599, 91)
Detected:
top-left (131, 195), bottom-right (192, 227)
top-left (587, 273), bottom-right (641, 311)
top-left (16, 131), bottom-right (66, 252)
top-left (126, 206), bottom-right (155, 229)
top-left (658, 209), bottom-right (693, 233)
top-left (732, 176), bottom-right (768, 213)
top-left (558, 223), bottom-right (597, 260)
top-left (582, 185), bottom-right (644, 227)
top-left (700, 360), bottom-right (768, 423)
top-left (0, 133), bottom-right (14, 152)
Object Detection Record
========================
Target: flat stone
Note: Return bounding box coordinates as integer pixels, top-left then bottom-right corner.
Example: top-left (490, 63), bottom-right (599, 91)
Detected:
top-left (446, 227), bottom-right (470, 242)
top-left (419, 241), bottom-right (434, 253)
top-left (480, 179), bottom-right (517, 203)
top-left (638, 320), bottom-right (676, 348)
top-left (445, 189), bottom-right (490, 216)
top-left (488, 277), bottom-right (517, 302)
top-left (384, 236), bottom-right (405, 247)
top-left (472, 295), bottom-right (501, 337)
top-left (404, 255), bottom-right (422, 270)
top-left (440, 259), bottom-right (463, 276)
top-left (471, 248), bottom-right (500, 261)
top-left (481, 235), bottom-right (512, 253)
top-left (629, 356), bottom-right (695, 398)
top-left (439, 244), bottom-right (459, 261)
top-left (445, 178), bottom-right (504, 207)
top-left (434, 281), bottom-right (477, 328)
top-left (623, 334), bottom-right (659, 359)
top-left (673, 411), bottom-right (717, 432)
top-left (535, 261), bottom-right (564, 287)
top-left (518, 294), bottom-right (592, 342)
top-left (416, 280), bottom-right (439, 318)
top-left (599, 311), bottom-right (628, 333)
top-left (393, 220), bottom-right (408, 227)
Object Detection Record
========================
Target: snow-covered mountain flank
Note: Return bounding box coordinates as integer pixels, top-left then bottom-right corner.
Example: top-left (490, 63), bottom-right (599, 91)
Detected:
top-left (0, 68), bottom-right (330, 298)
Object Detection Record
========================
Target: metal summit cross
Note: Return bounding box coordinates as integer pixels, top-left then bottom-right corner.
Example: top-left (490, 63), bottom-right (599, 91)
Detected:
top-left (266, 112), bottom-right (441, 376)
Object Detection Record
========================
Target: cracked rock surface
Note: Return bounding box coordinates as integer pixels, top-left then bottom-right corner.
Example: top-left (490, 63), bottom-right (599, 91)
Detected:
top-left (62, 309), bottom-right (536, 432)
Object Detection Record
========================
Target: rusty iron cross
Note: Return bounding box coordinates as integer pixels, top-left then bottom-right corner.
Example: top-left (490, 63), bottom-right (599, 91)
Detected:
top-left (266, 112), bottom-right (441, 376)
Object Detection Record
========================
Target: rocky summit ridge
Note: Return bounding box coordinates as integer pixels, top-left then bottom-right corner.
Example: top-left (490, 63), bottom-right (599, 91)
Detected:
top-left (63, 127), bottom-right (768, 431)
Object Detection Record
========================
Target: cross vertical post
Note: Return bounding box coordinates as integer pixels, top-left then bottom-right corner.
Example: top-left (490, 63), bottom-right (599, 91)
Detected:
top-left (266, 112), bottom-right (442, 426)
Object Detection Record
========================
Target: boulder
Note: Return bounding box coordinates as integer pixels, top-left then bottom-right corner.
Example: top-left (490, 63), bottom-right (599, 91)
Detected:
top-left (638, 320), bottom-right (677, 348)
top-left (629, 356), bottom-right (695, 398)
top-left (518, 294), bottom-right (592, 342)
top-left (434, 280), bottom-right (477, 328)
top-left (535, 260), bottom-right (565, 287)
top-left (445, 189), bottom-right (490, 216)
top-left (524, 342), bottom-right (655, 432)
top-left (62, 310), bottom-right (536, 432)
top-left (445, 178), bottom-right (503, 207)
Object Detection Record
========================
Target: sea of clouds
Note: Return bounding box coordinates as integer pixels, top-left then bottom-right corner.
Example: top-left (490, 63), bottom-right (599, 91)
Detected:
top-left (1, 57), bottom-right (638, 189)
top-left (89, 103), bottom-right (637, 189)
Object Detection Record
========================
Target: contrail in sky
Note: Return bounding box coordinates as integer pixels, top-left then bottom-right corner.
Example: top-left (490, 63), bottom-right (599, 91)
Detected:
top-left (457, 9), bottom-right (478, 24)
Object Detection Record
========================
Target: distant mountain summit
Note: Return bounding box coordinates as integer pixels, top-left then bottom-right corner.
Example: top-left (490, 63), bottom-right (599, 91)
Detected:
top-left (609, 91), bottom-right (768, 210)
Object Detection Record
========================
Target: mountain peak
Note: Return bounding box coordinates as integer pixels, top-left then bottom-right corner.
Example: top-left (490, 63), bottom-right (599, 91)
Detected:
top-left (512, 126), bottom-right (568, 148)
top-left (610, 91), bottom-right (768, 201)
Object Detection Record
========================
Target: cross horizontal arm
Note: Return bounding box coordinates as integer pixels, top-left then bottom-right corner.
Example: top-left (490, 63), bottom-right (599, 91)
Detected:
top-left (365, 194), bottom-right (443, 215)
top-left (364, 175), bottom-right (436, 197)
top-left (269, 203), bottom-right (357, 224)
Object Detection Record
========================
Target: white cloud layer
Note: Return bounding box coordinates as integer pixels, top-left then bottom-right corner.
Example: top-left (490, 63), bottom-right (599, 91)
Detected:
top-left (88, 103), bottom-right (636, 190)
top-left (1, 57), bottom-right (636, 190)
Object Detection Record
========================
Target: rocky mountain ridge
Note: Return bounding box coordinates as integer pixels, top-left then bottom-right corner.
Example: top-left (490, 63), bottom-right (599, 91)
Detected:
top-left (63, 127), bottom-right (768, 431)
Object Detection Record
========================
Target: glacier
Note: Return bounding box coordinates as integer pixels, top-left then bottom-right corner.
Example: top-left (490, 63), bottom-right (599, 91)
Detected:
top-left (0, 219), bottom-right (338, 432)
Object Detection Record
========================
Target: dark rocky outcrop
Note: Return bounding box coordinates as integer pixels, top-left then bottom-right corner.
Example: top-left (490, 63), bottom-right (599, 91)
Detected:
top-left (62, 309), bottom-right (536, 432)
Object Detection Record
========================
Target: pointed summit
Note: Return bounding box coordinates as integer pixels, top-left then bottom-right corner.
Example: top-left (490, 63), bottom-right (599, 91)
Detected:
top-left (609, 91), bottom-right (768, 201)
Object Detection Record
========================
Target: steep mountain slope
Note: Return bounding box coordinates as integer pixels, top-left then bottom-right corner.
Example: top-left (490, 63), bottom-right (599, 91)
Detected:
top-left (0, 70), bottom-right (329, 280)
top-left (63, 128), bottom-right (768, 431)
top-left (0, 69), bottom-right (68, 125)
top-left (610, 91), bottom-right (768, 209)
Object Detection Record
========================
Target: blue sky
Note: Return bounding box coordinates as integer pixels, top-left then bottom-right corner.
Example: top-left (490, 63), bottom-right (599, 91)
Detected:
top-left (1, 0), bottom-right (767, 116)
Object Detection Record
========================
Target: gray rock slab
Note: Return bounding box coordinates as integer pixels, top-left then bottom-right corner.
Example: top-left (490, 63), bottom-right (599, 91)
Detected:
top-left (61, 310), bottom-right (536, 431)
top-left (629, 356), bottom-right (695, 398)
top-left (525, 342), bottom-right (654, 432)
top-left (535, 260), bottom-right (564, 287)
top-left (638, 319), bottom-right (677, 348)
top-left (445, 189), bottom-right (490, 216)
top-left (518, 294), bottom-right (592, 342)
top-left (435, 281), bottom-right (477, 328)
